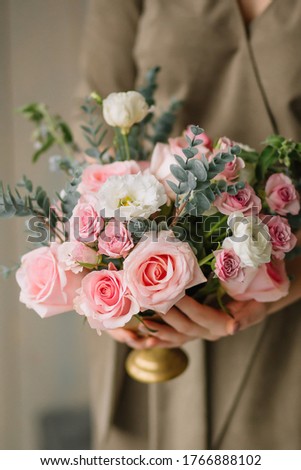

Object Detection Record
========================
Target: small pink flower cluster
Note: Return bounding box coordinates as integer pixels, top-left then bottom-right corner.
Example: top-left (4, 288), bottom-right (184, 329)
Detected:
top-left (214, 171), bottom-right (299, 302)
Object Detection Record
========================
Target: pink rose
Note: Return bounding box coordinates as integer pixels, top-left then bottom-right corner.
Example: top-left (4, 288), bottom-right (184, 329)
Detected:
top-left (265, 173), bottom-right (300, 215)
top-left (261, 215), bottom-right (297, 260)
top-left (222, 259), bottom-right (289, 302)
top-left (77, 161), bottom-right (140, 194)
top-left (214, 249), bottom-right (244, 282)
top-left (74, 268), bottom-right (139, 330)
top-left (123, 230), bottom-right (206, 313)
top-left (69, 202), bottom-right (103, 243)
top-left (16, 243), bottom-right (84, 318)
top-left (57, 241), bottom-right (98, 273)
top-left (214, 183), bottom-right (262, 215)
top-left (98, 219), bottom-right (134, 258)
top-left (150, 143), bottom-right (176, 200)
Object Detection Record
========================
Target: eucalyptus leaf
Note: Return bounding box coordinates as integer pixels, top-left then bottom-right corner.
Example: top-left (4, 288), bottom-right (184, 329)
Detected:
top-left (187, 159), bottom-right (207, 181)
top-left (187, 171), bottom-right (197, 190)
top-left (190, 125), bottom-right (204, 136)
top-left (182, 147), bottom-right (198, 159)
top-left (190, 191), bottom-right (211, 214)
top-left (167, 180), bottom-right (182, 195)
top-left (170, 164), bottom-right (188, 182)
top-left (174, 155), bottom-right (186, 168)
top-left (85, 148), bottom-right (102, 159)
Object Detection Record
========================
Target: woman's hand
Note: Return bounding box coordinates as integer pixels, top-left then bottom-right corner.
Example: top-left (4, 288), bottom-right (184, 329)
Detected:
top-left (105, 296), bottom-right (262, 349)
top-left (106, 254), bottom-right (301, 349)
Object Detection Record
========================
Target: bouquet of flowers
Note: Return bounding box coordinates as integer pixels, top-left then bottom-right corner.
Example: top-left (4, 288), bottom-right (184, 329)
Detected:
top-left (1, 68), bottom-right (301, 380)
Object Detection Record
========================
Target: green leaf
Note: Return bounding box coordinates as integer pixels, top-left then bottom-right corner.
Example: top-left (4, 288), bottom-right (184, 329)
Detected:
top-left (139, 66), bottom-right (161, 106)
top-left (96, 129), bottom-right (108, 147)
top-left (220, 152), bottom-right (234, 163)
top-left (58, 122), bottom-right (73, 143)
top-left (77, 261), bottom-right (99, 270)
top-left (231, 145), bottom-right (241, 155)
top-left (170, 164), bottom-right (188, 182)
top-left (203, 186), bottom-right (215, 202)
top-left (190, 191), bottom-right (211, 214)
top-left (151, 99), bottom-right (183, 144)
top-left (192, 139), bottom-right (204, 146)
top-left (174, 155), bottom-right (186, 168)
top-left (182, 147), bottom-right (198, 159)
top-left (167, 180), bottom-right (181, 195)
top-left (187, 159), bottom-right (207, 181)
top-left (17, 103), bottom-right (44, 122)
top-left (80, 124), bottom-right (93, 135)
top-left (32, 133), bottom-right (55, 163)
top-left (190, 125), bottom-right (204, 136)
top-left (187, 171), bottom-right (197, 190)
top-left (239, 149), bottom-right (259, 164)
top-left (185, 135), bottom-right (192, 146)
top-left (85, 148), bottom-right (102, 159)
top-left (227, 185), bottom-right (238, 196)
top-left (17, 175), bottom-right (33, 193)
top-left (255, 145), bottom-right (278, 180)
top-left (216, 180), bottom-right (227, 192)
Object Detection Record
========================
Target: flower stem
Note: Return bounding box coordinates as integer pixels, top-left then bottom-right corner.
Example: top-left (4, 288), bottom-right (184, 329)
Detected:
top-left (199, 252), bottom-right (215, 267)
top-left (205, 215), bottom-right (228, 240)
top-left (122, 132), bottom-right (131, 161)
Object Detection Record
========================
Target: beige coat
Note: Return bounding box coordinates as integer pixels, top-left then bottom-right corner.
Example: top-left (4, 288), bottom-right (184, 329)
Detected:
top-left (78, 0), bottom-right (301, 449)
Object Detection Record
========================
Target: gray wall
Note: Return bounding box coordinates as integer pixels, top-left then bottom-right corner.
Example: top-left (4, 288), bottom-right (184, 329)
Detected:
top-left (0, 0), bottom-right (90, 449)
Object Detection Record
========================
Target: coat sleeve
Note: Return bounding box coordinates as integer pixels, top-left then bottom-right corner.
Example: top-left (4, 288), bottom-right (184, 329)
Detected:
top-left (78, 0), bottom-right (144, 97)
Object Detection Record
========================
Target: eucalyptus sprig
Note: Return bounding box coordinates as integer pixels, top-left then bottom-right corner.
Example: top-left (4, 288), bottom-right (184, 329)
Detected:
top-left (168, 126), bottom-right (243, 224)
top-left (0, 177), bottom-right (64, 241)
top-left (81, 95), bottom-right (109, 161)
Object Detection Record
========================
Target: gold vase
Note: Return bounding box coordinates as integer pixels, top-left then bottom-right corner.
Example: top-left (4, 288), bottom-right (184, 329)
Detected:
top-left (125, 347), bottom-right (189, 383)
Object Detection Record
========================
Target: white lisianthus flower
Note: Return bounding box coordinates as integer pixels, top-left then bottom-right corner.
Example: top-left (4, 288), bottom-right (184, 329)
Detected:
top-left (103, 91), bottom-right (149, 134)
top-left (96, 173), bottom-right (167, 220)
top-left (223, 211), bottom-right (272, 268)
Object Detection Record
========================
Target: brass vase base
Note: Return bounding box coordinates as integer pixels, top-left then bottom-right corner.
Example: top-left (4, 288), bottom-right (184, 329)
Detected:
top-left (125, 347), bottom-right (189, 383)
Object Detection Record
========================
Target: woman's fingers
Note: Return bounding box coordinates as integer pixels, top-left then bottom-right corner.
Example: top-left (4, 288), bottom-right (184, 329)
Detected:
top-left (176, 295), bottom-right (238, 336)
top-left (141, 320), bottom-right (193, 345)
top-left (105, 294), bottom-right (247, 352)
top-left (106, 328), bottom-right (159, 349)
top-left (159, 306), bottom-right (211, 338)
top-left (142, 319), bottom-right (220, 342)
top-left (228, 300), bottom-right (268, 331)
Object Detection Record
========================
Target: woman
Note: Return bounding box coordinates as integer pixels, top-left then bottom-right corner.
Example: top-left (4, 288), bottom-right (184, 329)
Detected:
top-left (78, 0), bottom-right (301, 449)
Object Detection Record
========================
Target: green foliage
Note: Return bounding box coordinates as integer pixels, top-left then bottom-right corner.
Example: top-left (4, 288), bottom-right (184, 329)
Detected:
top-left (56, 169), bottom-right (81, 219)
top-left (81, 97), bottom-right (109, 161)
top-left (18, 103), bottom-right (77, 163)
top-left (138, 66), bottom-right (161, 106)
top-left (0, 177), bottom-right (54, 220)
top-left (150, 99), bottom-right (183, 145)
top-left (0, 181), bottom-right (33, 218)
top-left (167, 127), bottom-right (243, 216)
top-left (255, 134), bottom-right (301, 182)
top-left (125, 68), bottom-right (182, 160)
top-left (238, 148), bottom-right (259, 164)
